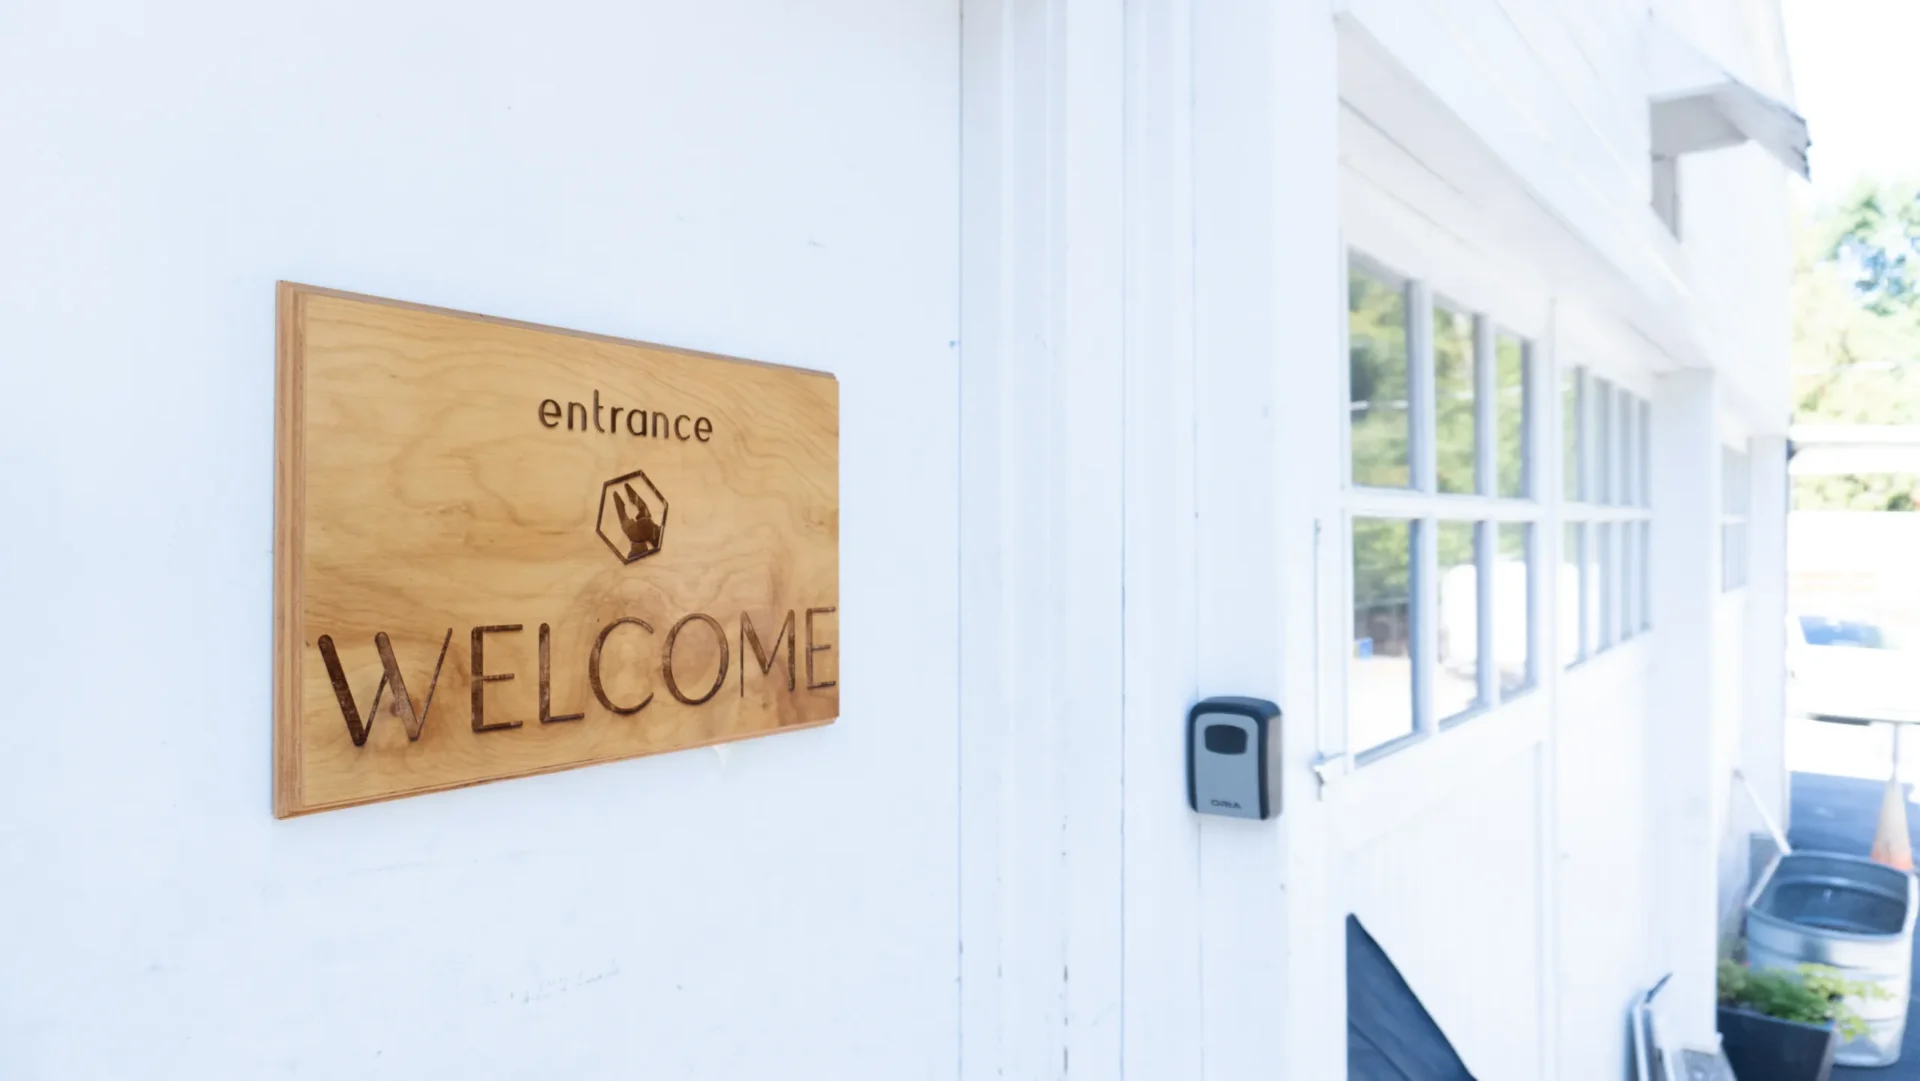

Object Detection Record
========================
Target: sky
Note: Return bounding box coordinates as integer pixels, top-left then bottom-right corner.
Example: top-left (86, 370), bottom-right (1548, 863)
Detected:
top-left (1782, 0), bottom-right (1920, 201)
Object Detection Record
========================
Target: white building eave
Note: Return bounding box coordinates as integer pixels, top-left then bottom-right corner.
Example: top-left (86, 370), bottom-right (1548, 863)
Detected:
top-left (1648, 18), bottom-right (1810, 180)
top-left (1334, 10), bottom-right (1706, 370)
top-left (1333, 5), bottom-right (1807, 426)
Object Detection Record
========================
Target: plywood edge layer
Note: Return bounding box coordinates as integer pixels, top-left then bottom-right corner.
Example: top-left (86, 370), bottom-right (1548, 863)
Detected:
top-left (272, 282), bottom-right (306, 819)
top-left (275, 281), bottom-right (839, 382)
top-left (278, 717), bottom-right (837, 818)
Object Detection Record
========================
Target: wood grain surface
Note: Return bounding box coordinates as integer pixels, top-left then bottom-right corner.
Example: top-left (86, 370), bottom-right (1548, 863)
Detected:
top-left (273, 283), bottom-right (838, 817)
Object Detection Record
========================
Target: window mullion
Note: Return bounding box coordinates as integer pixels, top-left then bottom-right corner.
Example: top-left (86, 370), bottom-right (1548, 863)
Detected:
top-left (1408, 281), bottom-right (1438, 734)
top-left (1581, 521), bottom-right (1596, 659)
top-left (1525, 520), bottom-right (1542, 690)
top-left (1348, 490), bottom-right (1544, 520)
top-left (1639, 400), bottom-right (1652, 510)
top-left (1523, 339), bottom-right (1539, 502)
top-left (1476, 520), bottom-right (1497, 708)
top-left (1475, 314), bottom-right (1496, 497)
top-left (1472, 316), bottom-right (1497, 707)
top-left (1409, 281), bottom-right (1437, 494)
top-left (1620, 392), bottom-right (1636, 510)
top-left (1415, 518), bottom-right (1438, 734)
top-left (1575, 368), bottom-right (1589, 504)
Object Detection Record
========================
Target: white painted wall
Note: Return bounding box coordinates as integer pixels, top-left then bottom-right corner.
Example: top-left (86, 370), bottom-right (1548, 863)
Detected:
top-left (1682, 145), bottom-right (1796, 417)
top-left (1335, 0), bottom-right (1795, 1072)
top-left (1346, 752), bottom-right (1547, 1075)
top-left (1554, 646), bottom-right (1661, 1081)
top-left (1716, 590), bottom-right (1756, 922)
top-left (0, 4), bottom-right (961, 1078)
top-left (0, 0), bottom-right (1801, 1076)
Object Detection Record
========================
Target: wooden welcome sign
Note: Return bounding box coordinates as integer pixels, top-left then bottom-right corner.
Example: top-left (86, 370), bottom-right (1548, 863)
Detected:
top-left (273, 284), bottom-right (838, 816)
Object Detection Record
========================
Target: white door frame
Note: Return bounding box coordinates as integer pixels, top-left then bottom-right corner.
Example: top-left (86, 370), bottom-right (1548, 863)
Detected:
top-left (957, 2), bottom-right (1343, 1079)
top-left (1189, 2), bottom-right (1347, 1080)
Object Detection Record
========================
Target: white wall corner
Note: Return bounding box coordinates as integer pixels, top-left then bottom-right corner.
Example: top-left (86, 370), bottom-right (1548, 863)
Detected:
top-left (958, 1), bottom-right (1129, 1078)
top-left (1648, 367), bottom-right (1725, 1049)
top-left (1742, 435), bottom-right (1790, 833)
top-left (1192, 0), bottom-right (1344, 1078)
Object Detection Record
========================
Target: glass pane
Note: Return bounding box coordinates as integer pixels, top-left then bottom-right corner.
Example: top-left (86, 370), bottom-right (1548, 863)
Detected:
top-left (1584, 523), bottom-right (1602, 654)
top-left (1619, 396), bottom-right (1636, 508)
top-left (1621, 519), bottom-right (1637, 640)
top-left (1495, 523), bottom-right (1533, 697)
top-left (1594, 379), bottom-right (1614, 505)
top-left (1349, 267), bottom-right (1411, 488)
top-left (1496, 333), bottom-right (1528, 497)
top-left (1561, 523), bottom-right (1584, 667)
top-left (1598, 523), bottom-right (1616, 650)
top-left (1436, 521), bottom-right (1482, 720)
top-left (1644, 401), bottom-right (1653, 506)
top-left (1352, 518), bottom-right (1416, 751)
top-left (1724, 448), bottom-right (1748, 515)
top-left (1640, 522), bottom-right (1652, 629)
top-left (1434, 305), bottom-right (1478, 494)
top-left (1723, 522), bottom-right (1745, 592)
top-left (1563, 368), bottom-right (1582, 501)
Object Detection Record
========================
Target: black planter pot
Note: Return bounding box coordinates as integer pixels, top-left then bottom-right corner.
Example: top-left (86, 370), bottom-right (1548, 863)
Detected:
top-left (1718, 1005), bottom-right (1837, 1081)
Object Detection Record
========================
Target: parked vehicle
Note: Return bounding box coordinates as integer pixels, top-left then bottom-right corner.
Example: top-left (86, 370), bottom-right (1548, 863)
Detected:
top-left (1788, 615), bottom-right (1918, 723)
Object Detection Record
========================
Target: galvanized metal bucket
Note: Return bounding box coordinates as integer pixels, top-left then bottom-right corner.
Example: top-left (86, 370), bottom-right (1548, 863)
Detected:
top-left (1747, 851), bottom-right (1918, 1068)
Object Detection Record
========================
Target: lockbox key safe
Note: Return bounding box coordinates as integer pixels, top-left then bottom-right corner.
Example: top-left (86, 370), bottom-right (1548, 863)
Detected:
top-left (1186, 696), bottom-right (1282, 820)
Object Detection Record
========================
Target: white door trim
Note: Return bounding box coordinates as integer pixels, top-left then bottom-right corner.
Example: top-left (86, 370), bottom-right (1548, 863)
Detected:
top-left (958, 1), bottom-right (1128, 1077)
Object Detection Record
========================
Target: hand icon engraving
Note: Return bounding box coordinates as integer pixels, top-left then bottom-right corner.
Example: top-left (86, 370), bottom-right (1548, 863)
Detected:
top-left (613, 482), bottom-right (662, 560)
top-left (594, 468), bottom-right (669, 564)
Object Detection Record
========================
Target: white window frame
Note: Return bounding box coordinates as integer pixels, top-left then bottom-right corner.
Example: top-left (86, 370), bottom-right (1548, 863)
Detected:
top-left (1561, 367), bottom-right (1654, 665)
top-left (1344, 251), bottom-right (1544, 761)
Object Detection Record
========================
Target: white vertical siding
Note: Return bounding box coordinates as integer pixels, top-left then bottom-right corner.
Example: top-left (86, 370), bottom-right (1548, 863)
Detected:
top-left (1554, 646), bottom-right (1661, 1081)
top-left (1678, 145), bottom-right (1795, 417)
top-left (1494, 0), bottom-right (1651, 199)
top-left (1715, 593), bottom-right (1754, 925)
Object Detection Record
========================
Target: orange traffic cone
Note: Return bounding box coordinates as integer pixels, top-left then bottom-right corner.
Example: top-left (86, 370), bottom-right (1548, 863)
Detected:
top-left (1870, 772), bottom-right (1914, 872)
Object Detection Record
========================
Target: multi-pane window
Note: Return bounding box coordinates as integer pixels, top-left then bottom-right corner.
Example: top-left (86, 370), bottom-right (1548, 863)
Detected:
top-left (1561, 367), bottom-right (1653, 666)
top-left (1723, 446), bottom-right (1749, 591)
top-left (1346, 256), bottom-right (1538, 757)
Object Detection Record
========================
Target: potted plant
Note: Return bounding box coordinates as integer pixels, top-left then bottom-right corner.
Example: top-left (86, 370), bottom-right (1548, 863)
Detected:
top-left (1717, 960), bottom-right (1879, 1081)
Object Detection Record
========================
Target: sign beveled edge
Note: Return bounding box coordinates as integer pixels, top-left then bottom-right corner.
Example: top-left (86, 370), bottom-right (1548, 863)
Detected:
top-left (268, 281), bottom-right (842, 819)
top-left (272, 282), bottom-right (307, 818)
top-left (275, 280), bottom-right (839, 381)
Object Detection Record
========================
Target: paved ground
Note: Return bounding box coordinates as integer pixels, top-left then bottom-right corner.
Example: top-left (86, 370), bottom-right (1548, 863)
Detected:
top-left (1788, 760), bottom-right (1920, 1077)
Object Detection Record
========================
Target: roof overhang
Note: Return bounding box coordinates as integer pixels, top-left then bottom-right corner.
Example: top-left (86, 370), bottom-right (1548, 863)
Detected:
top-left (1647, 18), bottom-right (1809, 179)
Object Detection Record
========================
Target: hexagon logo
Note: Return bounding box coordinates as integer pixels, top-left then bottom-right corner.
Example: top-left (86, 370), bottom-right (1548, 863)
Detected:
top-left (595, 468), bottom-right (669, 564)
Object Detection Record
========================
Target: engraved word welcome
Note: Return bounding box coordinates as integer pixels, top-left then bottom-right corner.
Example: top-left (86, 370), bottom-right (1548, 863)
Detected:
top-left (316, 607), bottom-right (837, 744)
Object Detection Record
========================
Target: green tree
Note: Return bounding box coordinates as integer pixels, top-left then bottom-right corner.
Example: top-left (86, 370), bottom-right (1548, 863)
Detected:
top-left (1793, 179), bottom-right (1920, 510)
